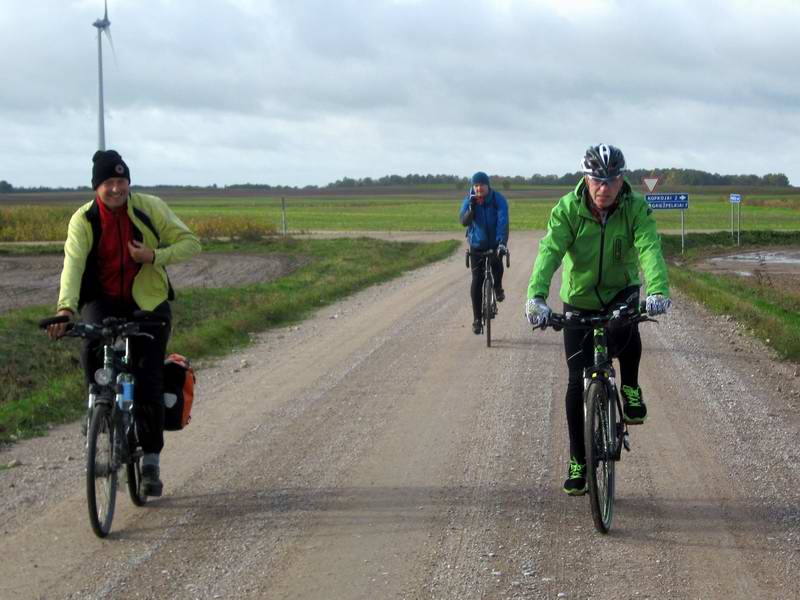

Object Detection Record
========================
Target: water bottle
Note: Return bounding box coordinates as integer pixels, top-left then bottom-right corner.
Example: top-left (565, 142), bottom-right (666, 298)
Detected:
top-left (117, 374), bottom-right (134, 412)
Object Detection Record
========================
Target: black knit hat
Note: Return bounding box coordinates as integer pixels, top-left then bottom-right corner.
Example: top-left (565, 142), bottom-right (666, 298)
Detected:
top-left (91, 149), bottom-right (130, 190)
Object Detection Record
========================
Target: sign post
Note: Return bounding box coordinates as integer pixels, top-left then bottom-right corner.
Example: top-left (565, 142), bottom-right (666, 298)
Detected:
top-left (729, 193), bottom-right (741, 246)
top-left (281, 196), bottom-right (287, 235)
top-left (646, 193), bottom-right (690, 254)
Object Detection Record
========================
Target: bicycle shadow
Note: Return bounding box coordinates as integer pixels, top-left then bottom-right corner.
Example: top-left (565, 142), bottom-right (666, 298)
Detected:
top-left (113, 482), bottom-right (551, 541)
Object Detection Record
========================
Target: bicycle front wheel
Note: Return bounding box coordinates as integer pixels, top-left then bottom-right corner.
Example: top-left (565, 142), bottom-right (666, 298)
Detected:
top-left (585, 380), bottom-right (616, 533)
top-left (86, 404), bottom-right (118, 537)
top-left (483, 275), bottom-right (492, 347)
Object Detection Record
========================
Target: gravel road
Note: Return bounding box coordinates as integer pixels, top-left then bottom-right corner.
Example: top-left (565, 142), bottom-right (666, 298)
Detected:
top-left (1, 230), bottom-right (799, 600)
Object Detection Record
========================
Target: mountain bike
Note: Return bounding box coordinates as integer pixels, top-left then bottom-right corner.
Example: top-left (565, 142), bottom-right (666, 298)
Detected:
top-left (466, 248), bottom-right (510, 347)
top-left (532, 302), bottom-right (656, 533)
top-left (39, 313), bottom-right (166, 538)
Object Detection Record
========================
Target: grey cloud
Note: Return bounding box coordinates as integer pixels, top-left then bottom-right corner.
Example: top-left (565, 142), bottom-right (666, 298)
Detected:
top-left (1, 0), bottom-right (799, 186)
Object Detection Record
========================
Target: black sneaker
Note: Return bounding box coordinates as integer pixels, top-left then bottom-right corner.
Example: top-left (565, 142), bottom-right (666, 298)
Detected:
top-left (622, 385), bottom-right (647, 425)
top-left (472, 319), bottom-right (482, 335)
top-left (495, 288), bottom-right (505, 302)
top-left (563, 457), bottom-right (587, 496)
top-left (141, 464), bottom-right (163, 497)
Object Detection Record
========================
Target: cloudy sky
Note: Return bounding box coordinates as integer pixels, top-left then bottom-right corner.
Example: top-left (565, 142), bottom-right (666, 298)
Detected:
top-left (1, 0), bottom-right (799, 188)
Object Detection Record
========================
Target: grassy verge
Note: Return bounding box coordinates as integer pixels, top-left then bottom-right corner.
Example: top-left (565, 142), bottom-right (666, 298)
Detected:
top-left (0, 236), bottom-right (459, 443)
top-left (662, 231), bottom-right (800, 362)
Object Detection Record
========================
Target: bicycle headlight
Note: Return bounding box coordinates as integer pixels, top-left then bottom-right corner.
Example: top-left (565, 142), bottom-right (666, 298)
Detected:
top-left (94, 368), bottom-right (114, 386)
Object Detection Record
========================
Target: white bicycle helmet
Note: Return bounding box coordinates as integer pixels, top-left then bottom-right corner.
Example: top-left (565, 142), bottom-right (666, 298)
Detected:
top-left (580, 144), bottom-right (626, 179)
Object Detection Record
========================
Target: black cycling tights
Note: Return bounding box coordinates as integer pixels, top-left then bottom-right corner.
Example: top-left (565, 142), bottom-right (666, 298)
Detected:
top-left (469, 252), bottom-right (504, 321)
top-left (562, 299), bottom-right (642, 463)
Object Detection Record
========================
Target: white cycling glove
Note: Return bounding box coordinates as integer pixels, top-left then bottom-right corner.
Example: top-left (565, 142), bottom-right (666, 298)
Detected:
top-left (645, 294), bottom-right (671, 316)
top-left (525, 297), bottom-right (551, 327)
top-left (497, 243), bottom-right (508, 256)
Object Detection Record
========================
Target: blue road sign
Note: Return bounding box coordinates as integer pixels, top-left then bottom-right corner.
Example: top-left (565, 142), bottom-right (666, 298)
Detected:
top-left (730, 193), bottom-right (741, 203)
top-left (646, 193), bottom-right (689, 210)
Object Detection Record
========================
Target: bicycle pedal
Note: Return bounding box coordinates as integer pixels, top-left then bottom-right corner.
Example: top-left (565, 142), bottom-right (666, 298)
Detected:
top-left (622, 432), bottom-right (631, 452)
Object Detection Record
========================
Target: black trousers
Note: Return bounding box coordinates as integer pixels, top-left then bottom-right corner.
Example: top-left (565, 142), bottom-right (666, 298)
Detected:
top-left (80, 297), bottom-right (171, 454)
top-left (562, 287), bottom-right (641, 462)
top-left (469, 252), bottom-right (504, 321)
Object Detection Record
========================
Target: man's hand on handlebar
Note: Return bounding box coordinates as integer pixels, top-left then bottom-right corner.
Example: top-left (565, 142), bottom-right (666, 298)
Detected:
top-left (46, 309), bottom-right (74, 341)
top-left (525, 297), bottom-right (551, 328)
top-left (645, 294), bottom-right (671, 316)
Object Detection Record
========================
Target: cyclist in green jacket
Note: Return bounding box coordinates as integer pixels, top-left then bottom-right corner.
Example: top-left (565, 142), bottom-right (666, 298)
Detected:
top-left (46, 150), bottom-right (201, 497)
top-left (525, 144), bottom-right (670, 496)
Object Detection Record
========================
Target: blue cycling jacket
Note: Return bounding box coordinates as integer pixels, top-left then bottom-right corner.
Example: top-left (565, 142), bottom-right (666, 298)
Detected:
top-left (459, 189), bottom-right (509, 250)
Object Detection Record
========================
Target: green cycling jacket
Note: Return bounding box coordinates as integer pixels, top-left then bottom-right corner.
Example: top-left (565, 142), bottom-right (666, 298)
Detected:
top-left (57, 192), bottom-right (201, 313)
top-left (527, 179), bottom-right (669, 310)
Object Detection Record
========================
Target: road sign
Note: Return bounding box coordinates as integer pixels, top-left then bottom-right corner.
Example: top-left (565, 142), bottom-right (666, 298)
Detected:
top-left (643, 177), bottom-right (659, 192)
top-left (646, 193), bottom-right (689, 210)
top-left (730, 193), bottom-right (741, 203)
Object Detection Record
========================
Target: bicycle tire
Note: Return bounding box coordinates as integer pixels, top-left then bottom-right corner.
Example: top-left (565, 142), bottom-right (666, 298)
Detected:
top-left (126, 456), bottom-right (147, 507)
top-left (483, 274), bottom-right (492, 347)
top-left (585, 380), bottom-right (616, 533)
top-left (86, 404), bottom-right (118, 538)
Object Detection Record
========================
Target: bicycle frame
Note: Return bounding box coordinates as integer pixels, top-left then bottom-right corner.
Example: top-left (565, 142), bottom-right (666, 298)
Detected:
top-left (532, 302), bottom-right (656, 533)
top-left (39, 313), bottom-right (163, 536)
top-left (583, 326), bottom-right (627, 461)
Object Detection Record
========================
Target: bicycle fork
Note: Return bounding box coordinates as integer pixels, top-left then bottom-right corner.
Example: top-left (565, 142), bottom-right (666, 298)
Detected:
top-left (610, 382), bottom-right (631, 456)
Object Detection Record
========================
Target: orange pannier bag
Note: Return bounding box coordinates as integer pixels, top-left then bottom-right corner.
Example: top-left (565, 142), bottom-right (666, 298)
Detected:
top-left (163, 353), bottom-right (195, 431)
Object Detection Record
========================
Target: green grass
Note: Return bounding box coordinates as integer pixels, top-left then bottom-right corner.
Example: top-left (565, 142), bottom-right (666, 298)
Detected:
top-left (0, 236), bottom-right (459, 443)
top-left (661, 230), bottom-right (800, 259)
top-left (668, 267), bottom-right (800, 361)
top-left (3, 186), bottom-right (798, 241)
top-left (662, 231), bottom-right (800, 362)
top-left (166, 193), bottom-right (800, 233)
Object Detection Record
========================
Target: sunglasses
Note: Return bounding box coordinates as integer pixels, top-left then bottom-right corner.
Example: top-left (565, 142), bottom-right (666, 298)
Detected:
top-left (587, 174), bottom-right (623, 185)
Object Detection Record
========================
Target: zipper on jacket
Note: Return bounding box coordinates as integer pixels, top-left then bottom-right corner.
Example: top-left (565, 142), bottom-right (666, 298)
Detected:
top-left (594, 218), bottom-right (607, 308)
top-left (117, 215), bottom-right (125, 300)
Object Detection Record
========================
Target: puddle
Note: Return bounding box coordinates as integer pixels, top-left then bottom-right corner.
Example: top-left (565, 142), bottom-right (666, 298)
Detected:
top-left (707, 250), bottom-right (800, 265)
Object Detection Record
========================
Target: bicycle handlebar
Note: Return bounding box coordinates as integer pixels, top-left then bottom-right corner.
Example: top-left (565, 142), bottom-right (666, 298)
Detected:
top-left (38, 313), bottom-right (167, 341)
top-left (532, 301), bottom-right (656, 332)
top-left (465, 248), bottom-right (511, 268)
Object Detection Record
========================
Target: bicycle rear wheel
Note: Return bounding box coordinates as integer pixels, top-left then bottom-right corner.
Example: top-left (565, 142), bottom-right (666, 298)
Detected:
top-left (86, 404), bottom-right (118, 537)
top-left (126, 454), bottom-right (147, 507)
top-left (585, 380), bottom-right (616, 533)
top-left (483, 274), bottom-right (492, 347)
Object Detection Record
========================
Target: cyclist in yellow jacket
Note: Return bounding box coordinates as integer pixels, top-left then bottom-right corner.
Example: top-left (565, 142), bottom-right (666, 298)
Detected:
top-left (46, 150), bottom-right (200, 496)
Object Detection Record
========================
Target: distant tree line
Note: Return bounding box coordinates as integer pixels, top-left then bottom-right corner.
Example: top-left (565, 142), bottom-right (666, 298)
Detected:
top-left (0, 168), bottom-right (790, 193)
top-left (327, 169), bottom-right (791, 189)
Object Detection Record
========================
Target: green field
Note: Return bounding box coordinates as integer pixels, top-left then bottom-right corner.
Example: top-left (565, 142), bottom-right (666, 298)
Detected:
top-left (2, 185), bottom-right (798, 241)
top-left (169, 192), bottom-right (800, 232)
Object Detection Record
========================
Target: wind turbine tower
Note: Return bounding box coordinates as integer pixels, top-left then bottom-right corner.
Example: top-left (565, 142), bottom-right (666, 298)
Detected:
top-left (92, 0), bottom-right (114, 151)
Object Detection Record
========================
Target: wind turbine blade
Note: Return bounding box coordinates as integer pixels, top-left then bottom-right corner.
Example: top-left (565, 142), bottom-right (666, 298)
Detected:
top-left (104, 0), bottom-right (108, 21)
top-left (104, 28), bottom-right (118, 68)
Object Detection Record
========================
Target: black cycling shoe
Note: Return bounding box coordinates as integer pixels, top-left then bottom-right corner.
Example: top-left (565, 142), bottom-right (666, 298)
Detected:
top-left (622, 385), bottom-right (647, 425)
top-left (472, 319), bottom-right (482, 335)
top-left (495, 288), bottom-right (505, 302)
top-left (141, 465), bottom-right (163, 497)
top-left (563, 457), bottom-right (587, 496)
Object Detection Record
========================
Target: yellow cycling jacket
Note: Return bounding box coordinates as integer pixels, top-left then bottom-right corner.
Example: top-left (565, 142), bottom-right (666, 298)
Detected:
top-left (57, 192), bottom-right (201, 313)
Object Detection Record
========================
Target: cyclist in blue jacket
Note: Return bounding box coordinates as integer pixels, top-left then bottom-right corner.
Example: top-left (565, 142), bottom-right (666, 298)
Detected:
top-left (459, 171), bottom-right (509, 334)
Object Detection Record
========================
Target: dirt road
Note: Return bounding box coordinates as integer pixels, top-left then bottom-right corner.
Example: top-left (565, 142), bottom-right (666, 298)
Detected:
top-left (2, 230), bottom-right (800, 599)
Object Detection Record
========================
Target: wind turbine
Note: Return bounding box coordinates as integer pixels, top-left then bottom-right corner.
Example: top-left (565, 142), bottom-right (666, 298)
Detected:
top-left (92, 0), bottom-right (116, 151)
